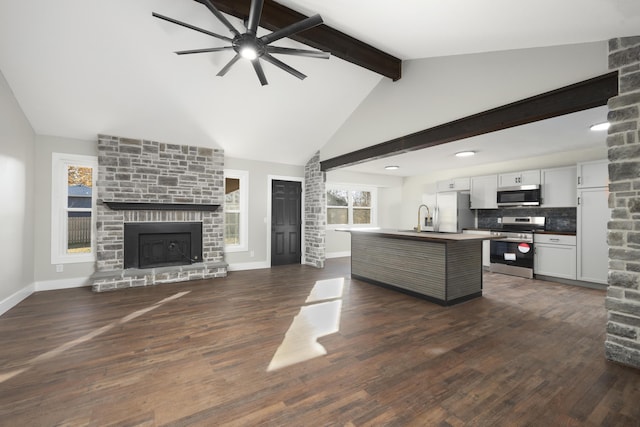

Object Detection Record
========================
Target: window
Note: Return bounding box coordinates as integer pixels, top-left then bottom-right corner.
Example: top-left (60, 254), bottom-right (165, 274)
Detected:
top-left (326, 185), bottom-right (377, 227)
top-left (51, 153), bottom-right (98, 264)
top-left (224, 169), bottom-right (248, 252)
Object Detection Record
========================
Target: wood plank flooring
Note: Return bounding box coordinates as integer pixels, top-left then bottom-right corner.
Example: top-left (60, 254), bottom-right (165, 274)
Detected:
top-left (1, 258), bottom-right (639, 426)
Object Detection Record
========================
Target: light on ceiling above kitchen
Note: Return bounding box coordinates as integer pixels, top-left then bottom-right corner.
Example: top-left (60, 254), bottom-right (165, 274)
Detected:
top-left (384, 165), bottom-right (400, 170)
top-left (590, 122), bottom-right (610, 131)
top-left (455, 151), bottom-right (476, 157)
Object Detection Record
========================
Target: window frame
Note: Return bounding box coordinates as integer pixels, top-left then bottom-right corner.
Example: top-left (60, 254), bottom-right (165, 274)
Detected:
top-left (326, 184), bottom-right (377, 229)
top-left (224, 169), bottom-right (249, 253)
top-left (51, 153), bottom-right (98, 264)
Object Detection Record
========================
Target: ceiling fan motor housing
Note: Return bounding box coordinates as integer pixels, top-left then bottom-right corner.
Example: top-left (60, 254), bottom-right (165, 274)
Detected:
top-left (233, 34), bottom-right (265, 59)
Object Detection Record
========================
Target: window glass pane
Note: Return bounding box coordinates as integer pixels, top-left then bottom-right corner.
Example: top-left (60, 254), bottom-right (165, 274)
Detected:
top-left (352, 191), bottom-right (371, 207)
top-left (67, 212), bottom-right (92, 253)
top-left (225, 178), bottom-right (240, 211)
top-left (67, 166), bottom-right (93, 208)
top-left (327, 207), bottom-right (348, 224)
top-left (353, 208), bottom-right (371, 224)
top-left (327, 189), bottom-right (348, 207)
top-left (225, 212), bottom-right (240, 245)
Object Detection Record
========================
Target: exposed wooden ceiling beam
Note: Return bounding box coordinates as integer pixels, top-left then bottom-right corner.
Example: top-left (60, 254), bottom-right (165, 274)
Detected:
top-left (320, 72), bottom-right (619, 171)
top-left (196, 0), bottom-right (402, 81)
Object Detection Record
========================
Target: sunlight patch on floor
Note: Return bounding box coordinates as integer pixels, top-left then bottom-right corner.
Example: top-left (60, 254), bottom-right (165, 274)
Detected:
top-left (0, 291), bottom-right (190, 384)
top-left (267, 278), bottom-right (344, 372)
top-left (305, 278), bottom-right (344, 303)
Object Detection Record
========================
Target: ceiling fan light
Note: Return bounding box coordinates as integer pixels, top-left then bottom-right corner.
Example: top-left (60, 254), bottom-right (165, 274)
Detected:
top-left (240, 46), bottom-right (258, 60)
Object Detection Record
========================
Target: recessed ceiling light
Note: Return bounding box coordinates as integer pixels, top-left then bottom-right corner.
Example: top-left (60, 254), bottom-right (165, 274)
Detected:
top-left (384, 165), bottom-right (400, 170)
top-left (455, 151), bottom-right (475, 157)
top-left (590, 122), bottom-right (610, 131)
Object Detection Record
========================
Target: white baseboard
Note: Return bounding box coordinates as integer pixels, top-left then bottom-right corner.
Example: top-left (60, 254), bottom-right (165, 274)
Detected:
top-left (35, 277), bottom-right (90, 292)
top-left (0, 283), bottom-right (35, 317)
top-left (227, 261), bottom-right (271, 271)
top-left (326, 251), bottom-right (351, 259)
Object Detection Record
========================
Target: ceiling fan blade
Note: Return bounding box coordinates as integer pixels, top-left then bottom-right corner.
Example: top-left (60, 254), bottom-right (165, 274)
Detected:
top-left (175, 46), bottom-right (234, 55)
top-left (266, 46), bottom-right (330, 59)
top-left (199, 0), bottom-right (241, 37)
top-left (153, 12), bottom-right (232, 42)
top-left (252, 59), bottom-right (268, 86)
top-left (261, 53), bottom-right (306, 80)
top-left (217, 53), bottom-right (242, 76)
top-left (260, 14), bottom-right (323, 45)
top-left (246, 0), bottom-right (264, 35)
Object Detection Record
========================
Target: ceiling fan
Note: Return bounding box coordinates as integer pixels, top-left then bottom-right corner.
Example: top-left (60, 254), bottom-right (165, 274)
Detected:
top-left (153, 0), bottom-right (330, 86)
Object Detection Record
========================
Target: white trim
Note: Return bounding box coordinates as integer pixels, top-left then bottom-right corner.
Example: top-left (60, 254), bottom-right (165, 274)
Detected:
top-left (35, 277), bottom-right (91, 291)
top-left (326, 251), bottom-right (351, 259)
top-left (51, 153), bottom-right (98, 264)
top-left (223, 169), bottom-right (249, 253)
top-left (267, 175), bottom-right (305, 267)
top-left (227, 261), bottom-right (270, 271)
top-left (0, 283), bottom-right (35, 317)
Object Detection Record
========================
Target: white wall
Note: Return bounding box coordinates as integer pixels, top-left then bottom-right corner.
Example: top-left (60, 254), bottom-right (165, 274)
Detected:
top-left (33, 135), bottom-right (98, 287)
top-left (0, 69), bottom-right (36, 314)
top-left (321, 41), bottom-right (608, 161)
top-left (224, 157), bottom-right (304, 270)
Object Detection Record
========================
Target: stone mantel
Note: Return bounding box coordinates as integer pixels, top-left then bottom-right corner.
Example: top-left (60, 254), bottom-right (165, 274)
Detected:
top-left (102, 201), bottom-right (220, 211)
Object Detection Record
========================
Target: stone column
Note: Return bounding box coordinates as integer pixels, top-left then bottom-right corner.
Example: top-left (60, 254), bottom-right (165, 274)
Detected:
top-left (304, 151), bottom-right (326, 268)
top-left (605, 36), bottom-right (640, 368)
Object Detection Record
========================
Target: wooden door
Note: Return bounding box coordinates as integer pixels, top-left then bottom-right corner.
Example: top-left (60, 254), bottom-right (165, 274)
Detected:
top-left (271, 180), bottom-right (302, 266)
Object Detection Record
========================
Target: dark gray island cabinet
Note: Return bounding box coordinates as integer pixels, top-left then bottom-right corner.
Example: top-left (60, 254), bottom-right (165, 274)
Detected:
top-left (348, 229), bottom-right (487, 306)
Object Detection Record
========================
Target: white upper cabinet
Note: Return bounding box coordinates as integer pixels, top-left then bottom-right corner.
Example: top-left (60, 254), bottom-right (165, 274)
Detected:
top-left (577, 160), bottom-right (609, 188)
top-left (470, 175), bottom-right (498, 209)
top-left (541, 166), bottom-right (577, 207)
top-left (498, 169), bottom-right (540, 188)
top-left (436, 177), bottom-right (470, 192)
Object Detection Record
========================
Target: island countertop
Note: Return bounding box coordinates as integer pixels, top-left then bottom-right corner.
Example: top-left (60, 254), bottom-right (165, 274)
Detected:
top-left (343, 228), bottom-right (498, 242)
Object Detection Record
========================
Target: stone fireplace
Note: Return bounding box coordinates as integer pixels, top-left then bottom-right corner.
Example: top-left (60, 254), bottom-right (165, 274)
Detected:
top-left (90, 135), bottom-right (227, 292)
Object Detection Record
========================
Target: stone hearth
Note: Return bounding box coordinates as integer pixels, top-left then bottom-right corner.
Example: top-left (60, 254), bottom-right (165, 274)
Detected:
top-left (90, 135), bottom-right (227, 292)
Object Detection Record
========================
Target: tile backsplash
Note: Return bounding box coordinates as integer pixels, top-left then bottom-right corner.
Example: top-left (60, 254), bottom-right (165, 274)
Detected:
top-left (477, 207), bottom-right (576, 232)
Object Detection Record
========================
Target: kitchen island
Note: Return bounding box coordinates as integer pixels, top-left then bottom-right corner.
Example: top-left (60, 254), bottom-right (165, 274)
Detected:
top-left (346, 229), bottom-right (489, 306)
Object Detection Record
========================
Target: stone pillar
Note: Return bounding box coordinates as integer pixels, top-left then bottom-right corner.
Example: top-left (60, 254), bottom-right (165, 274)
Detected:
top-left (605, 36), bottom-right (640, 368)
top-left (304, 151), bottom-right (326, 268)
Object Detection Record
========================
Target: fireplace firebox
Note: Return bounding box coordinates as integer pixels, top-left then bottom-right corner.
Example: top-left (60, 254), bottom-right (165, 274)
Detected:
top-left (124, 222), bottom-right (203, 269)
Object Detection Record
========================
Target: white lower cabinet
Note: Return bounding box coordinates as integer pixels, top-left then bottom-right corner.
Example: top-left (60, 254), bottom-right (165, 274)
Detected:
top-left (534, 234), bottom-right (577, 280)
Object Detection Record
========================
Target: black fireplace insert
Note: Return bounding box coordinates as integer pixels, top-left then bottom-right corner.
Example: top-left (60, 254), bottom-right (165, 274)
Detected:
top-left (124, 222), bottom-right (203, 269)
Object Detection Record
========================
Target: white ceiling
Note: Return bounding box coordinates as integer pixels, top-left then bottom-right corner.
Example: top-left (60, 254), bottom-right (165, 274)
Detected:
top-left (0, 1), bottom-right (638, 170)
top-left (342, 106), bottom-right (610, 177)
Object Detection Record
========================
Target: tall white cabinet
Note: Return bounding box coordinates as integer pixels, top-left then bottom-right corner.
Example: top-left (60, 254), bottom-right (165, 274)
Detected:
top-left (576, 160), bottom-right (610, 285)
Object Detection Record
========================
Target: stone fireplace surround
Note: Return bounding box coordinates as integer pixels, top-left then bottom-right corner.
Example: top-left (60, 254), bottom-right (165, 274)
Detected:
top-left (90, 135), bottom-right (227, 292)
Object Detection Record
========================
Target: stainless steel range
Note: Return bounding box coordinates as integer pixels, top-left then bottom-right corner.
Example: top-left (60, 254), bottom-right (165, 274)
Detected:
top-left (489, 216), bottom-right (545, 279)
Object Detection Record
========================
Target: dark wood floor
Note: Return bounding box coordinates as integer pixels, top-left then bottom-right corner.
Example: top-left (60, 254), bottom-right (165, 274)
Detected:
top-left (1, 258), bottom-right (639, 426)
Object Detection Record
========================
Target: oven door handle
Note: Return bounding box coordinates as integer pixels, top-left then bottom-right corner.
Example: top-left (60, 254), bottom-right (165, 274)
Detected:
top-left (492, 238), bottom-right (534, 243)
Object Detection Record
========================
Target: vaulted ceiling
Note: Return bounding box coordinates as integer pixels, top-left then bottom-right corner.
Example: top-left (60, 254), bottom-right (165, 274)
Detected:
top-left (1, 0), bottom-right (639, 169)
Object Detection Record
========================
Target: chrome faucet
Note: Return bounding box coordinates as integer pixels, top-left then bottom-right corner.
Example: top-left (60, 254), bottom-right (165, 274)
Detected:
top-left (416, 204), bottom-right (430, 232)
